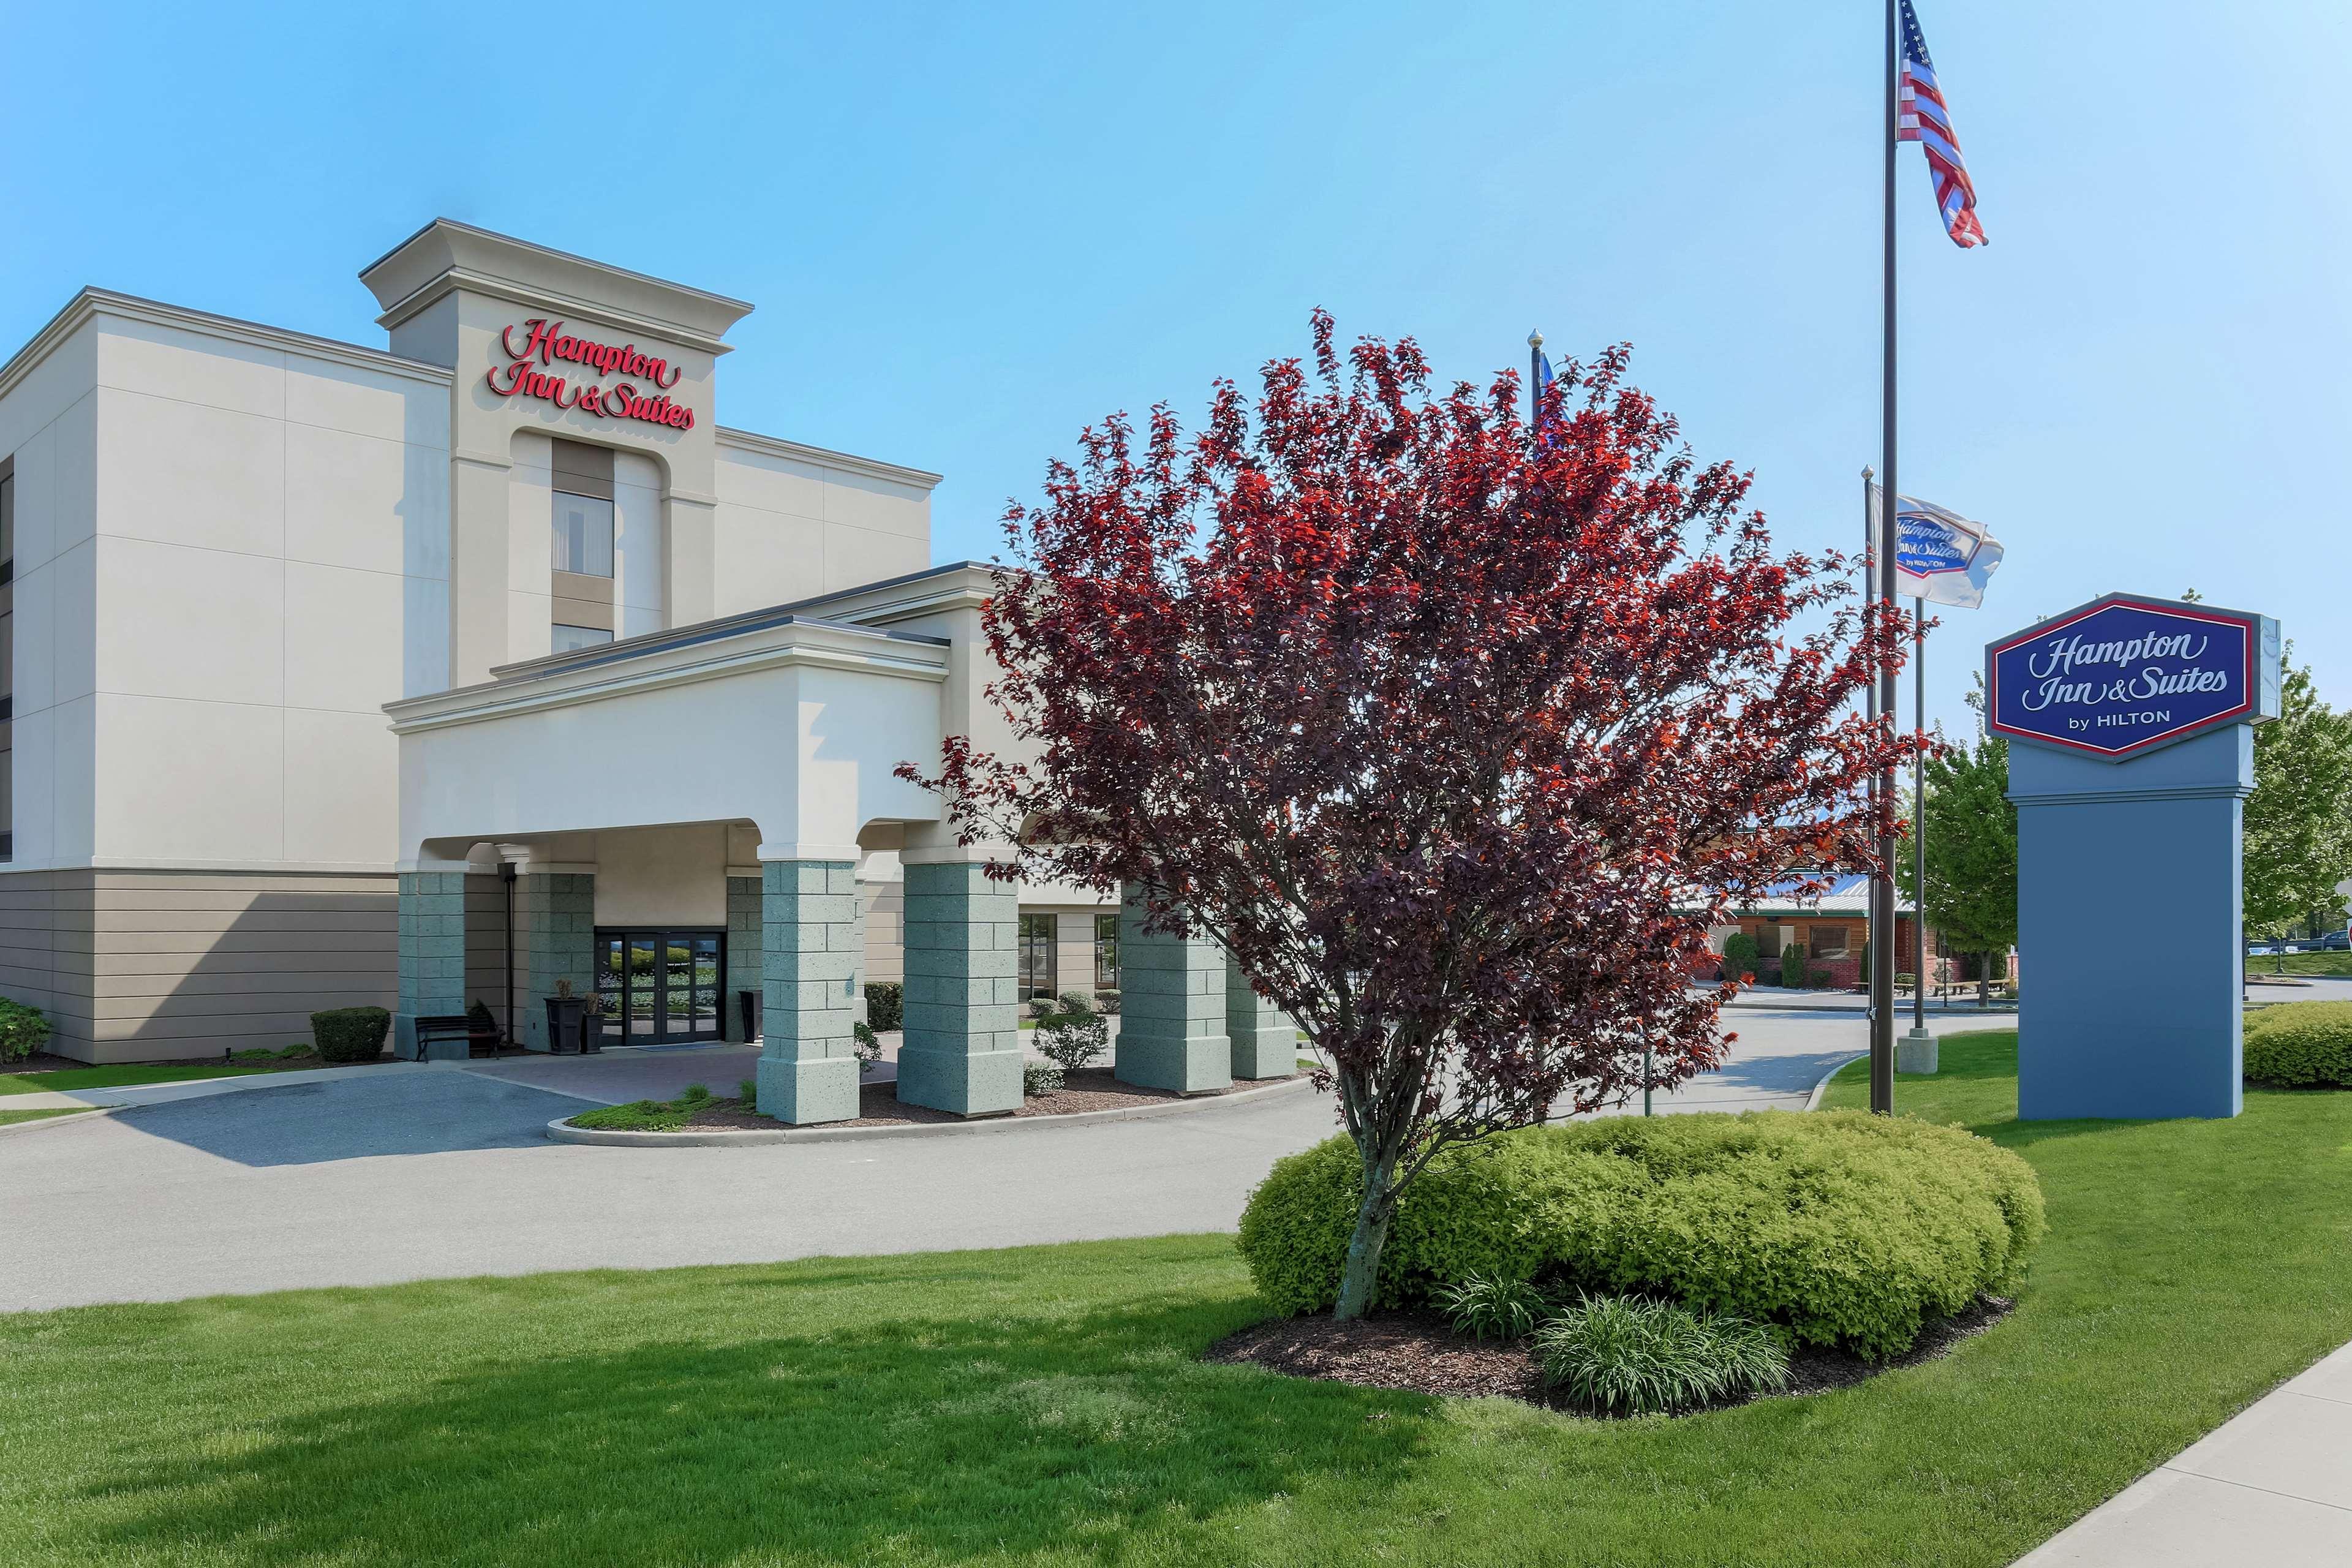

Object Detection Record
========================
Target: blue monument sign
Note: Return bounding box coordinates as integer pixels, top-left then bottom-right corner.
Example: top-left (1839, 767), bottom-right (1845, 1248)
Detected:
top-left (1987, 594), bottom-right (2280, 1120)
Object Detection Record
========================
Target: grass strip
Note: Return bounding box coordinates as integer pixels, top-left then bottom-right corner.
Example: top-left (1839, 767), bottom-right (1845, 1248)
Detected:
top-left (0, 1106), bottom-right (96, 1128)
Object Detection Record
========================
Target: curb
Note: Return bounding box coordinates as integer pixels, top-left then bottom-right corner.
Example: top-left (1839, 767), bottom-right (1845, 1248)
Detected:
top-left (0, 1106), bottom-right (115, 1139)
top-left (546, 1073), bottom-right (1318, 1148)
top-left (1804, 1052), bottom-right (1868, 1112)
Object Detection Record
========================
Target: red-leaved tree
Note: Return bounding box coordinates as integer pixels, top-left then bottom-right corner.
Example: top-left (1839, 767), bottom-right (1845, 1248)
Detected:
top-left (903, 314), bottom-right (1908, 1318)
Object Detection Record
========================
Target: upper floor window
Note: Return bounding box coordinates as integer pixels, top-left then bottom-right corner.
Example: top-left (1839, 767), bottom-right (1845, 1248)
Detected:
top-left (550, 438), bottom-right (616, 579)
top-left (552, 492), bottom-right (614, 578)
top-left (551, 624), bottom-right (614, 655)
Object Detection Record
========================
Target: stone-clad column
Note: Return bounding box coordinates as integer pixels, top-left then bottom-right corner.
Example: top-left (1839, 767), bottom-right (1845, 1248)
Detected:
top-left (758, 859), bottom-right (863, 1124)
top-left (1115, 887), bottom-right (1233, 1094)
top-left (1225, 951), bottom-right (1294, 1079)
top-left (516, 872), bottom-right (596, 1051)
top-left (395, 868), bottom-right (468, 1059)
top-left (724, 874), bottom-right (764, 1042)
top-left (897, 861), bottom-right (1023, 1116)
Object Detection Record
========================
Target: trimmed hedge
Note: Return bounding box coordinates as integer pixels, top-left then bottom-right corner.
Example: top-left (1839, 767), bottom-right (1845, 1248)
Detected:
top-left (0, 996), bottom-right (52, 1063)
top-left (2244, 1001), bottom-right (2352, 1087)
top-left (1237, 1110), bottom-right (2046, 1359)
top-left (863, 982), bottom-right (904, 1035)
top-left (311, 1006), bottom-right (391, 1064)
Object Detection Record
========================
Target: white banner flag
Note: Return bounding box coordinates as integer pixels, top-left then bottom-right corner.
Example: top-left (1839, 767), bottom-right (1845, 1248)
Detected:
top-left (1870, 486), bottom-right (2003, 609)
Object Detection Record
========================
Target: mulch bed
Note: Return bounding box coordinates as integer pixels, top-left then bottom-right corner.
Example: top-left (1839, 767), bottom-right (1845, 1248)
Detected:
top-left (659, 1068), bottom-right (1300, 1131)
top-left (1206, 1295), bottom-right (2015, 1416)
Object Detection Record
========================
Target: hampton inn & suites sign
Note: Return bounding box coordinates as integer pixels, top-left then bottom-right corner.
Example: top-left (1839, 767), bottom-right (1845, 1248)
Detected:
top-left (486, 317), bottom-right (696, 431)
top-left (1985, 594), bottom-right (2276, 761)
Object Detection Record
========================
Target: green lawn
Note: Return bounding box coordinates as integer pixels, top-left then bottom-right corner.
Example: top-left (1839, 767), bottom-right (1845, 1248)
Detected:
top-left (0, 1062), bottom-right (281, 1097)
top-left (2244, 950), bottom-right (2352, 978)
top-left (4, 1033), bottom-right (2350, 1565)
top-left (0, 1106), bottom-right (94, 1128)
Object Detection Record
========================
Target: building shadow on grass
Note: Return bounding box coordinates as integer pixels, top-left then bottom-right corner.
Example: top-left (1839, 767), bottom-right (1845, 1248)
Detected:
top-left (77, 1296), bottom-right (1424, 1564)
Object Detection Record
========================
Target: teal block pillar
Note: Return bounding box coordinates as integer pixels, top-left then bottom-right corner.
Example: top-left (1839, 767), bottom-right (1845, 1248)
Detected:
top-left (758, 860), bottom-right (863, 1125)
top-left (394, 870), bottom-right (466, 1060)
top-left (724, 875), bottom-right (764, 1042)
top-left (516, 872), bottom-right (596, 1051)
top-left (1115, 888), bottom-right (1232, 1094)
top-left (1225, 950), bottom-right (1294, 1079)
top-left (897, 861), bottom-right (1023, 1116)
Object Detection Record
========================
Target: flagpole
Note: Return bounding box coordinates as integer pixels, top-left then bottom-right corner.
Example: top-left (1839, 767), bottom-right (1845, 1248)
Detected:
top-left (1911, 595), bottom-right (1929, 1038)
top-left (1870, 0), bottom-right (1900, 1118)
top-left (1862, 467), bottom-right (1879, 1028)
top-left (1528, 329), bottom-right (1543, 430)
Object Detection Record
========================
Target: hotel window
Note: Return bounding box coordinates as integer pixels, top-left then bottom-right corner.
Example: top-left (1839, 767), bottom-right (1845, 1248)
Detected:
top-left (551, 489), bottom-right (614, 577)
top-left (1093, 913), bottom-right (1119, 993)
top-left (549, 440), bottom-right (617, 654)
top-left (0, 460), bottom-right (11, 860)
top-left (1808, 925), bottom-right (1852, 959)
top-left (550, 440), bottom-right (614, 578)
top-left (551, 624), bottom-right (614, 654)
top-left (1018, 913), bottom-right (1058, 1002)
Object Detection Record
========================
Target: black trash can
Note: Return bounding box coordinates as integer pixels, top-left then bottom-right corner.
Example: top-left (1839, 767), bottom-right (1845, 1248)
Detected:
top-left (544, 995), bottom-right (587, 1055)
top-left (737, 989), bottom-right (761, 1044)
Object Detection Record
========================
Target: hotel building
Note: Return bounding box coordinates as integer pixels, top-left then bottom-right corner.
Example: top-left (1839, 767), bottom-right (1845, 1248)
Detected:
top-left (0, 220), bottom-right (1291, 1117)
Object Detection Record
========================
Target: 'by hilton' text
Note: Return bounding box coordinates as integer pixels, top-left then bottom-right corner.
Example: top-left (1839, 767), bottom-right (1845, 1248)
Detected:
top-left (486, 318), bottom-right (695, 430)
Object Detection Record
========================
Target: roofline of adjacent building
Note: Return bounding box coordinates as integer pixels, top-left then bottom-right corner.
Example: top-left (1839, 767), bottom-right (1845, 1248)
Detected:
top-left (713, 424), bottom-right (942, 491)
top-left (0, 287), bottom-right (455, 405)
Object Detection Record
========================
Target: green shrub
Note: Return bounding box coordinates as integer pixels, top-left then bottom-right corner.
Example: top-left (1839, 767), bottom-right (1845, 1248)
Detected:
top-left (1023, 1062), bottom-right (1065, 1097)
top-left (466, 999), bottom-right (497, 1034)
top-left (1237, 1110), bottom-right (2046, 1358)
top-left (1776, 941), bottom-right (1807, 987)
top-left (1535, 1294), bottom-right (1790, 1415)
top-left (1034, 1006), bottom-right (1110, 1072)
top-left (1433, 1273), bottom-right (1551, 1343)
top-left (863, 982), bottom-right (903, 1034)
top-left (1722, 932), bottom-right (1761, 981)
top-left (738, 1079), bottom-right (758, 1110)
top-left (311, 1006), bottom-right (390, 1064)
top-left (2244, 1001), bottom-right (2352, 1087)
top-left (0, 997), bottom-right (51, 1063)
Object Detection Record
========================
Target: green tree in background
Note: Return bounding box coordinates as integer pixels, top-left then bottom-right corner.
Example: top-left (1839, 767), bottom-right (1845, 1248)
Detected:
top-left (1898, 712), bottom-right (2018, 1003)
top-left (2242, 654), bottom-right (2352, 970)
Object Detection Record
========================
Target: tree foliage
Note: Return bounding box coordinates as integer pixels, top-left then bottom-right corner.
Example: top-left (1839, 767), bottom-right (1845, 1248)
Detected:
top-left (2243, 655), bottom-right (2352, 940)
top-left (903, 314), bottom-right (1908, 1317)
top-left (1898, 718), bottom-right (2018, 966)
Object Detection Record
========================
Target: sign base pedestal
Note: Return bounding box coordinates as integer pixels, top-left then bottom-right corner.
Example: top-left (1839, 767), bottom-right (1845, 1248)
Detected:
top-left (1897, 1028), bottom-right (1937, 1076)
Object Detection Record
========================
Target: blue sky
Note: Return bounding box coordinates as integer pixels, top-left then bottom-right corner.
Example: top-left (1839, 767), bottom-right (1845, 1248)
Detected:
top-left (4, 2), bottom-right (2343, 737)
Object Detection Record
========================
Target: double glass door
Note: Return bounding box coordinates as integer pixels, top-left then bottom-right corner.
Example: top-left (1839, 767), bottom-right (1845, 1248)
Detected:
top-left (594, 929), bottom-right (725, 1045)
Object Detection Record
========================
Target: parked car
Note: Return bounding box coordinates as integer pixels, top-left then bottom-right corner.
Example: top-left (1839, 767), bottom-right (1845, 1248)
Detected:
top-left (2318, 932), bottom-right (2352, 952)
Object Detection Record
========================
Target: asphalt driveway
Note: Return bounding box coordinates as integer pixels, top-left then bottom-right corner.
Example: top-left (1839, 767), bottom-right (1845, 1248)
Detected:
top-left (1, 1000), bottom-right (1996, 1311)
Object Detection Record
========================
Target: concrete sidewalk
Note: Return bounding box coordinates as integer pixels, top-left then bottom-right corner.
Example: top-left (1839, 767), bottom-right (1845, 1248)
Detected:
top-left (2014, 1340), bottom-right (2352, 1566)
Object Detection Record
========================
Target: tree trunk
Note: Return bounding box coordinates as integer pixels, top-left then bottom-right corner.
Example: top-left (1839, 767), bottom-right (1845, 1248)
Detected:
top-left (1332, 1158), bottom-right (1400, 1321)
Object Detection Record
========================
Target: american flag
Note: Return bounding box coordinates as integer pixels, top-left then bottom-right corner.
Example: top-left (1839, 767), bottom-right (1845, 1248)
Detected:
top-left (1898, 0), bottom-right (1986, 248)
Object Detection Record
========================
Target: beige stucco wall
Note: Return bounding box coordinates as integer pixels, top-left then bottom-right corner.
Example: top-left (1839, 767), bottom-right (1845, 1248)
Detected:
top-left (712, 435), bottom-right (930, 614)
top-left (592, 823), bottom-right (732, 928)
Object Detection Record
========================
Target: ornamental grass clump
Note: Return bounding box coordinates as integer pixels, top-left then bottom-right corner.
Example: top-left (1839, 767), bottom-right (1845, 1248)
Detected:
top-left (1536, 1294), bottom-right (1790, 1416)
top-left (1238, 1109), bottom-right (2045, 1359)
top-left (2243, 1001), bottom-right (2352, 1087)
top-left (1433, 1274), bottom-right (1552, 1343)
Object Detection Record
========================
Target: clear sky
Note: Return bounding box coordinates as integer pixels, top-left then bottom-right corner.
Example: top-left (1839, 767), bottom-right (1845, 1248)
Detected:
top-left (4, 2), bottom-right (2344, 737)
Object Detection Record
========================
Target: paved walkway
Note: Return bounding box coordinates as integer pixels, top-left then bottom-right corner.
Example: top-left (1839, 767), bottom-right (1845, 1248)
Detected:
top-left (2013, 1340), bottom-right (2352, 1566)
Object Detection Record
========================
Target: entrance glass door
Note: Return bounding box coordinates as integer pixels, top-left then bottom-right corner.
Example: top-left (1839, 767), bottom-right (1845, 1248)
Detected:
top-left (594, 928), bottom-right (725, 1046)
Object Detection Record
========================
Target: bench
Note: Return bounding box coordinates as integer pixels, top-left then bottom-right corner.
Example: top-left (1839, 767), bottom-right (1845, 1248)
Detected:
top-left (410, 1014), bottom-right (478, 1061)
